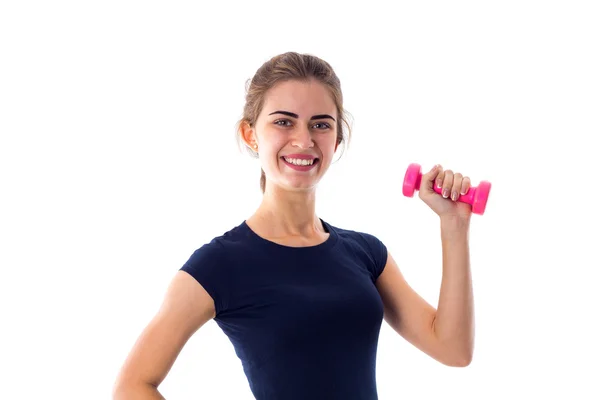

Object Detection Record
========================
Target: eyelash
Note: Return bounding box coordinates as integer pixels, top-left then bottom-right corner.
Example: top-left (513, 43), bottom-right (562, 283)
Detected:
top-left (274, 119), bottom-right (331, 130)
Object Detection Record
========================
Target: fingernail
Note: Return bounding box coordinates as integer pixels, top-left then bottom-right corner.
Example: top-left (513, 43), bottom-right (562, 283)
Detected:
top-left (437, 180), bottom-right (442, 188)
top-left (431, 164), bottom-right (438, 172)
top-left (442, 188), bottom-right (449, 198)
top-left (451, 191), bottom-right (457, 201)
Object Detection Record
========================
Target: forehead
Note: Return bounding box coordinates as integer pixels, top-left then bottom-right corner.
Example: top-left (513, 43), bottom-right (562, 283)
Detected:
top-left (262, 80), bottom-right (336, 116)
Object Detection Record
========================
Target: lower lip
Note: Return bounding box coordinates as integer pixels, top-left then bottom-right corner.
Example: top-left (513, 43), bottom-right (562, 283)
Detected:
top-left (282, 157), bottom-right (319, 171)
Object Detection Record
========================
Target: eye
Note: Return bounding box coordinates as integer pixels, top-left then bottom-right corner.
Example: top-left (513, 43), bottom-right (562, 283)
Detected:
top-left (314, 122), bottom-right (331, 130)
top-left (274, 119), bottom-right (292, 126)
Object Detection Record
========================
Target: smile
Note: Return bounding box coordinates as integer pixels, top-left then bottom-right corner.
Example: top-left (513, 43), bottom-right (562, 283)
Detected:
top-left (281, 157), bottom-right (320, 171)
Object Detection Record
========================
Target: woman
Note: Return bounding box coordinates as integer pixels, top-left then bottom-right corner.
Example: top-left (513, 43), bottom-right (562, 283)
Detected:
top-left (113, 51), bottom-right (474, 400)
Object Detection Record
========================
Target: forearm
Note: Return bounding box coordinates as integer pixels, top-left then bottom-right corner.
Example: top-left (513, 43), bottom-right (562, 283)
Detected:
top-left (113, 383), bottom-right (166, 400)
top-left (433, 216), bottom-right (474, 364)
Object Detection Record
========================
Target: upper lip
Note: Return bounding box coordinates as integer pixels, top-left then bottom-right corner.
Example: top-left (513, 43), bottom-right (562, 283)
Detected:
top-left (282, 153), bottom-right (319, 160)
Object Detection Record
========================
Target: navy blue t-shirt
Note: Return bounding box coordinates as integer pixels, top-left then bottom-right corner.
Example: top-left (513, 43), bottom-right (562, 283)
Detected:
top-left (180, 218), bottom-right (388, 399)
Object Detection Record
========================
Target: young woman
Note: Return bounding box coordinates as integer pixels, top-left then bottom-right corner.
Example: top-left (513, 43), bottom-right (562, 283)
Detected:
top-left (113, 52), bottom-right (474, 400)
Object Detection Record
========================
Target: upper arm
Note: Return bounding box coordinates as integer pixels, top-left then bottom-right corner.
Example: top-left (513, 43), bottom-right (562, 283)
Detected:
top-left (114, 270), bottom-right (216, 391)
top-left (375, 251), bottom-right (451, 365)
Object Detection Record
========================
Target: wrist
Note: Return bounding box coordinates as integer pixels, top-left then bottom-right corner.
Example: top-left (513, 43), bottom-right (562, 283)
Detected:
top-left (440, 215), bottom-right (470, 239)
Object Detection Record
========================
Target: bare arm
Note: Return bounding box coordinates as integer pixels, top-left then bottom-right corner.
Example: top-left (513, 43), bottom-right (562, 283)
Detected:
top-left (375, 217), bottom-right (473, 367)
top-left (432, 216), bottom-right (474, 365)
top-left (113, 270), bottom-right (216, 399)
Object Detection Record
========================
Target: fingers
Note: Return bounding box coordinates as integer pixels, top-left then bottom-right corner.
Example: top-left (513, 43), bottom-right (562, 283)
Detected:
top-left (431, 165), bottom-right (472, 201)
top-left (422, 164), bottom-right (441, 191)
top-left (441, 169), bottom-right (454, 199)
top-left (460, 177), bottom-right (471, 196)
top-left (435, 167), bottom-right (444, 190)
top-left (450, 172), bottom-right (462, 201)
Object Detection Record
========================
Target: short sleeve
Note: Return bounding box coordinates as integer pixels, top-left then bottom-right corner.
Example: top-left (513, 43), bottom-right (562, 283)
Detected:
top-left (359, 233), bottom-right (389, 281)
top-left (179, 239), bottom-right (230, 315)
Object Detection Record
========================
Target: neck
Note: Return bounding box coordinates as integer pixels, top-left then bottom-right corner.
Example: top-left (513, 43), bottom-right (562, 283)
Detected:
top-left (253, 184), bottom-right (324, 237)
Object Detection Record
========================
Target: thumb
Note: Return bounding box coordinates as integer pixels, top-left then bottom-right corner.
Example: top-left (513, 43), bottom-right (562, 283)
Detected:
top-left (420, 164), bottom-right (440, 193)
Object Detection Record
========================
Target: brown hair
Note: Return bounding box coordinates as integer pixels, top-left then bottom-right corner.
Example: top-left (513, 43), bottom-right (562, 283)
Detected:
top-left (235, 52), bottom-right (353, 193)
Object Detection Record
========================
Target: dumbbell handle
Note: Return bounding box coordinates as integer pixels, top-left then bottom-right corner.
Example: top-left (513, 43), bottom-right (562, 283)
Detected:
top-left (413, 173), bottom-right (477, 204)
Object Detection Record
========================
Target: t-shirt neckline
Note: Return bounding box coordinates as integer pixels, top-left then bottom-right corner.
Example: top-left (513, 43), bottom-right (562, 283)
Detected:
top-left (239, 218), bottom-right (338, 253)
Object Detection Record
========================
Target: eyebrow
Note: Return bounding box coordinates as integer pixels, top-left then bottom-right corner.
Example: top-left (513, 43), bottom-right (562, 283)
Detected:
top-left (268, 110), bottom-right (336, 122)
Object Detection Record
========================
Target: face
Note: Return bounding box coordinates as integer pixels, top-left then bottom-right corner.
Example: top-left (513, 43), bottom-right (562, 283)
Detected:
top-left (245, 79), bottom-right (339, 192)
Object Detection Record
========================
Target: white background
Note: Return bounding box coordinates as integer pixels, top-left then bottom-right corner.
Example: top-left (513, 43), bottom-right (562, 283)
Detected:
top-left (1, 1), bottom-right (599, 399)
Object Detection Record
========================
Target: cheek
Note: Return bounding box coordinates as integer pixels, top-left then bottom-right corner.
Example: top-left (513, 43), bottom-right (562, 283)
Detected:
top-left (258, 140), bottom-right (285, 163)
top-left (261, 139), bottom-right (285, 156)
top-left (260, 129), bottom-right (285, 148)
top-left (317, 135), bottom-right (337, 155)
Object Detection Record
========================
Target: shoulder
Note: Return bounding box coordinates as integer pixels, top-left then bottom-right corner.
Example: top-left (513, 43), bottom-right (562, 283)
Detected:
top-left (325, 220), bottom-right (389, 278)
top-left (327, 220), bottom-right (387, 252)
top-left (182, 237), bottom-right (226, 269)
top-left (179, 221), bottom-right (249, 313)
top-left (181, 221), bottom-right (249, 270)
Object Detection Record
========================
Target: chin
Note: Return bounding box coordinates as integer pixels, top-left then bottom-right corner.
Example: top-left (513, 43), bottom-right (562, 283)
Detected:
top-left (284, 180), bottom-right (319, 191)
top-left (274, 176), bottom-right (320, 192)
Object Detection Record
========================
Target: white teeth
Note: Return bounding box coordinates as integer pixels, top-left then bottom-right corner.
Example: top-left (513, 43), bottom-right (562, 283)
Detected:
top-left (284, 157), bottom-right (314, 166)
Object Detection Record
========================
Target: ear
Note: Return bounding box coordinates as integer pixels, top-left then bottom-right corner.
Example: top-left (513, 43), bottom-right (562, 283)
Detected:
top-left (240, 121), bottom-right (258, 149)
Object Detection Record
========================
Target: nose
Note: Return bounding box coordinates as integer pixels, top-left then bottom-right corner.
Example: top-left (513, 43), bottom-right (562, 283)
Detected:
top-left (291, 125), bottom-right (314, 149)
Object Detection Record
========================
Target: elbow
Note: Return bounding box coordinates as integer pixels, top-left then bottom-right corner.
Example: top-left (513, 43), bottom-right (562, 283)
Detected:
top-left (112, 379), bottom-right (153, 400)
top-left (113, 366), bottom-right (164, 399)
top-left (439, 335), bottom-right (474, 367)
top-left (112, 382), bottom-right (161, 400)
top-left (112, 382), bottom-right (135, 400)
top-left (112, 375), bottom-right (132, 399)
top-left (446, 351), bottom-right (473, 367)
top-left (112, 378), bottom-right (124, 399)
top-left (452, 356), bottom-right (472, 367)
top-left (112, 384), bottom-right (126, 400)
top-left (436, 344), bottom-right (473, 367)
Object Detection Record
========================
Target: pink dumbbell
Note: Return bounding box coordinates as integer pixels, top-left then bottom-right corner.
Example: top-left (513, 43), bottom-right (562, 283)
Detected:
top-left (402, 163), bottom-right (492, 215)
